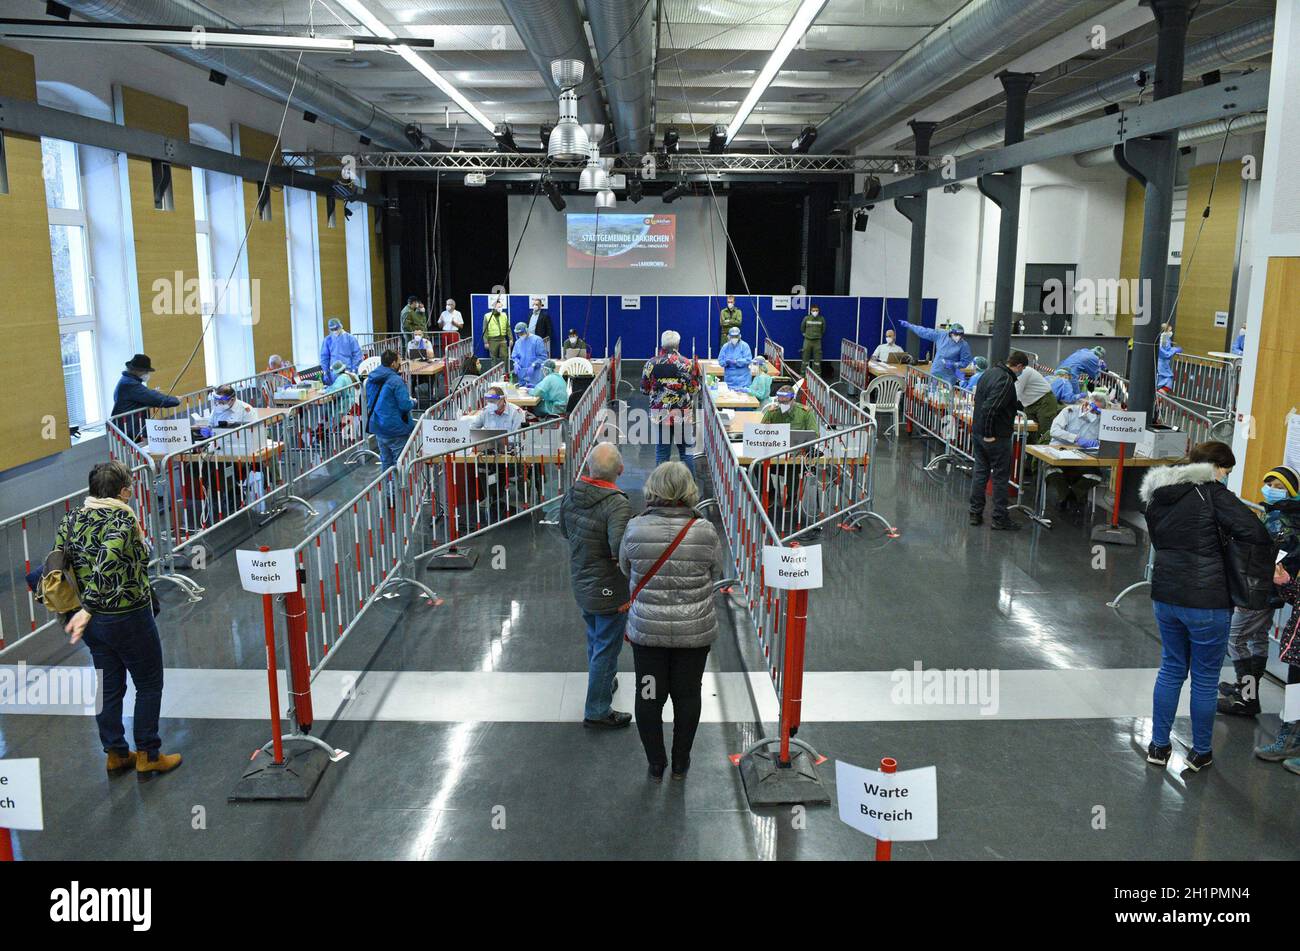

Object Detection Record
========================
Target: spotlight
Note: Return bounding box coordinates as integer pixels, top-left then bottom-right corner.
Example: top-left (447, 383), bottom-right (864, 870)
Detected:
top-left (853, 210), bottom-right (869, 232)
top-left (662, 182), bottom-right (689, 203)
top-left (791, 125), bottom-right (817, 154)
top-left (663, 127), bottom-right (679, 154)
top-left (627, 176), bottom-right (644, 204)
top-left (404, 123), bottom-right (428, 150)
top-left (539, 124), bottom-right (553, 151)
top-left (303, 111), bottom-right (318, 124)
top-left (862, 175), bottom-right (881, 201)
top-left (1103, 103), bottom-right (1120, 116)
top-left (595, 188), bottom-right (616, 210)
top-left (359, 134), bottom-right (371, 146)
top-left (493, 122), bottom-right (517, 152)
top-left (708, 124), bottom-right (727, 154)
top-left (890, 159), bottom-right (901, 174)
top-left (208, 69), bottom-right (228, 86)
top-left (46, 1), bottom-right (71, 19)
top-left (942, 182), bottom-right (964, 194)
top-left (541, 179), bottom-right (566, 212)
top-left (1200, 69), bottom-right (1221, 86)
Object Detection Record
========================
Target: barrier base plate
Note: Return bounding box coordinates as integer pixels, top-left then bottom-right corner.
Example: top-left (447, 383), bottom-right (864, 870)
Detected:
top-left (427, 547), bottom-right (480, 570)
top-left (228, 742), bottom-right (330, 802)
top-left (738, 748), bottom-right (831, 806)
top-left (1091, 524), bottom-right (1137, 546)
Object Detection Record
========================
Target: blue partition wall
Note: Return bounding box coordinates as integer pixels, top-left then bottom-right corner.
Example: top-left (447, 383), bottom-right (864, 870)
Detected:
top-left (471, 293), bottom-right (937, 361)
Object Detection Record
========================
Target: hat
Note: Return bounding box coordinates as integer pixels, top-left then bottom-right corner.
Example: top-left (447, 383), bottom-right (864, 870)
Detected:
top-left (973, 356), bottom-right (988, 370)
top-left (1092, 346), bottom-right (1106, 357)
top-left (728, 327), bottom-right (741, 337)
top-left (328, 318), bottom-right (343, 331)
top-left (331, 359), bottom-right (347, 373)
top-left (125, 354), bottom-right (157, 372)
top-left (513, 322), bottom-right (529, 334)
top-left (543, 360), bottom-right (558, 373)
top-left (948, 322), bottom-right (965, 335)
top-left (1264, 465), bottom-right (1300, 497)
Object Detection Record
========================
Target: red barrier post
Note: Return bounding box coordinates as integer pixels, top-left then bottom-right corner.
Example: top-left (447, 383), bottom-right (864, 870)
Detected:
top-left (284, 566), bottom-right (314, 733)
top-left (1110, 443), bottom-right (1126, 528)
top-left (0, 827), bottom-right (13, 861)
top-left (876, 756), bottom-right (897, 861)
top-left (259, 546), bottom-right (285, 765)
top-left (777, 546), bottom-right (809, 766)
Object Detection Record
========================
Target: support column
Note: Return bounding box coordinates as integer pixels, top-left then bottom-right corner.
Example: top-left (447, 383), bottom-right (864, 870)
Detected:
top-left (894, 120), bottom-right (936, 359)
top-left (977, 72), bottom-right (1035, 364)
top-left (1115, 0), bottom-right (1195, 417)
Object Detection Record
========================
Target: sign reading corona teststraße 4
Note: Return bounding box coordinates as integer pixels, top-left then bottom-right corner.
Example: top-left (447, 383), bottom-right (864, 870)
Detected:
top-left (1099, 409), bottom-right (1146, 443)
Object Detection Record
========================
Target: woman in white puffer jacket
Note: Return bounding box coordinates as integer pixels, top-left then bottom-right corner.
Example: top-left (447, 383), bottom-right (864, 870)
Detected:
top-left (619, 462), bottom-right (721, 782)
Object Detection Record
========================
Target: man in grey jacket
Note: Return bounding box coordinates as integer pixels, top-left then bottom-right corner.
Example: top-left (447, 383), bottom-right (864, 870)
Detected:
top-left (558, 443), bottom-right (633, 729)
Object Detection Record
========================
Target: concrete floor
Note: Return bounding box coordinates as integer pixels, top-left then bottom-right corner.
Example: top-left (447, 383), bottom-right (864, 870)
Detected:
top-left (2, 376), bottom-right (1297, 861)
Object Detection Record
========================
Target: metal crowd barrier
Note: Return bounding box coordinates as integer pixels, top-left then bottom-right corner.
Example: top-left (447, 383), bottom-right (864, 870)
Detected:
top-left (566, 358), bottom-right (613, 470)
top-left (428, 361), bottom-right (507, 421)
top-left (1170, 352), bottom-right (1237, 412)
top-left (763, 338), bottom-right (786, 376)
top-left (696, 379), bottom-right (823, 787)
top-left (444, 336), bottom-right (474, 384)
top-left (1097, 369), bottom-right (1130, 408)
top-left (1155, 392), bottom-right (1213, 447)
top-left (354, 332), bottom-right (406, 360)
top-left (838, 339), bottom-right (870, 394)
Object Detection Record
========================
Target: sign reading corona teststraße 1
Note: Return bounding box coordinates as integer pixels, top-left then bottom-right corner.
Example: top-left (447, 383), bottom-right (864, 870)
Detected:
top-left (835, 759), bottom-right (937, 843)
top-left (1099, 409), bottom-right (1146, 443)
top-left (145, 418), bottom-right (192, 456)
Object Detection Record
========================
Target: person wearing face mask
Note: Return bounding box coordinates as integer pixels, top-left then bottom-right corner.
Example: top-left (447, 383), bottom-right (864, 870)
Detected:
top-left (209, 384), bottom-right (257, 428)
top-left (1050, 367), bottom-right (1077, 403)
top-left (401, 295), bottom-right (428, 337)
top-left (760, 385), bottom-right (819, 429)
top-left (960, 356), bottom-right (988, 392)
top-left (527, 298), bottom-right (553, 354)
top-left (483, 299), bottom-right (511, 366)
top-left (511, 322), bottom-right (548, 388)
top-left (1220, 465), bottom-right (1300, 720)
top-left (719, 295), bottom-right (743, 344)
top-left (467, 385), bottom-right (526, 433)
top-left (562, 330), bottom-right (589, 359)
top-left (437, 298), bottom-right (464, 336)
top-left (320, 318), bottom-right (362, 385)
top-left (1056, 346), bottom-right (1107, 393)
top-left (531, 361), bottom-right (570, 418)
top-left (1140, 441), bottom-right (1274, 773)
top-left (718, 326), bottom-right (753, 389)
top-left (1231, 324), bottom-right (1246, 356)
top-left (800, 304), bottom-right (826, 375)
top-left (111, 354), bottom-right (181, 440)
top-left (747, 358), bottom-right (772, 402)
top-left (898, 320), bottom-right (972, 385)
top-left (968, 351), bottom-right (1027, 531)
top-left (1156, 324), bottom-right (1183, 393)
top-left (1047, 392), bottom-right (1109, 514)
top-left (873, 329), bottom-right (903, 362)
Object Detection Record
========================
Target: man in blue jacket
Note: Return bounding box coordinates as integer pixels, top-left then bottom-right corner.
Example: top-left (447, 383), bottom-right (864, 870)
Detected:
top-left (898, 320), bottom-right (972, 385)
top-left (110, 353), bottom-right (181, 440)
top-left (1056, 346), bottom-right (1107, 391)
top-left (511, 322), bottom-right (548, 387)
top-left (320, 318), bottom-right (362, 385)
top-left (364, 350), bottom-right (415, 472)
top-left (717, 326), bottom-right (753, 389)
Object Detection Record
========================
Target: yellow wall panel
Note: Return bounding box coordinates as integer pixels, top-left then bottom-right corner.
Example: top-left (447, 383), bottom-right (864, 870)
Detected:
top-left (237, 125), bottom-right (292, 369)
top-left (0, 130), bottom-right (72, 469)
top-left (317, 191), bottom-right (350, 331)
top-left (118, 86), bottom-right (189, 140)
top-left (1173, 166), bottom-right (1242, 357)
top-left (1243, 256), bottom-right (1300, 493)
top-left (0, 43), bottom-right (38, 100)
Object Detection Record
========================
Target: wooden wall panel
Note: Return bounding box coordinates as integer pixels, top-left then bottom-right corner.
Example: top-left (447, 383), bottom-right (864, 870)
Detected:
top-left (1242, 256), bottom-right (1300, 493)
top-left (1174, 165), bottom-right (1242, 356)
top-left (0, 45), bottom-right (70, 469)
top-left (237, 124), bottom-right (292, 369)
top-left (118, 86), bottom-right (206, 395)
top-left (1115, 177), bottom-right (1145, 337)
top-left (317, 188), bottom-right (350, 331)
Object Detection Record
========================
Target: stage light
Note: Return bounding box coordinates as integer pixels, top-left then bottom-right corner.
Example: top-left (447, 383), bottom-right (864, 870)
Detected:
top-left (791, 125), bottom-right (817, 153)
top-left (708, 124), bottom-right (727, 154)
top-left (208, 69), bottom-right (227, 86)
top-left (493, 122), bottom-right (517, 152)
top-left (542, 179), bottom-right (566, 212)
top-left (662, 182), bottom-right (688, 203)
top-left (627, 177), bottom-right (644, 203)
top-left (853, 210), bottom-right (869, 232)
top-left (663, 127), bottom-right (679, 154)
top-left (404, 123), bottom-right (428, 150)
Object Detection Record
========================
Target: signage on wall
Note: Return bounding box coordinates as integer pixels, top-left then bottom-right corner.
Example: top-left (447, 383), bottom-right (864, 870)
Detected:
top-left (771, 296), bottom-right (791, 311)
top-left (1214, 310), bottom-right (1229, 328)
top-left (620, 296), bottom-right (641, 309)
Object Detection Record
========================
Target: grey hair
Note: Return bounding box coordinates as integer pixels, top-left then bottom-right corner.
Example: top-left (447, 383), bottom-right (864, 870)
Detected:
top-left (644, 461), bottom-right (699, 507)
top-left (268, 354), bottom-right (284, 368)
top-left (660, 330), bottom-right (681, 351)
top-left (487, 384), bottom-right (507, 398)
top-left (1088, 391), bottom-right (1110, 407)
top-left (587, 442), bottom-right (622, 481)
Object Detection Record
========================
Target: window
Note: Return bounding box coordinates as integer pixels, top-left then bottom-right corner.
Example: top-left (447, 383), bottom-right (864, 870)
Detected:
top-left (192, 166), bottom-right (219, 385)
top-left (152, 159), bottom-right (174, 211)
top-left (0, 130), bottom-right (9, 195)
top-left (43, 137), bottom-right (102, 429)
top-left (256, 183), bottom-right (272, 221)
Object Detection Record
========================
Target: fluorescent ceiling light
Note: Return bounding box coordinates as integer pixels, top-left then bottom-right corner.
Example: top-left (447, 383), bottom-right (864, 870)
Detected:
top-left (724, 0), bottom-right (827, 144)
top-left (333, 0), bottom-right (495, 132)
top-left (0, 19), bottom-right (360, 51)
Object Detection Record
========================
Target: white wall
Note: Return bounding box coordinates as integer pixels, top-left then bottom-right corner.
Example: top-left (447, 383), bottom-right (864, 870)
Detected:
top-left (505, 194), bottom-right (728, 295)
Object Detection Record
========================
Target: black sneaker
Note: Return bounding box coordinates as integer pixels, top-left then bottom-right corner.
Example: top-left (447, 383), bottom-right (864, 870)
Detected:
top-left (1185, 750), bottom-right (1213, 772)
top-left (583, 710), bottom-right (632, 729)
top-left (969, 513), bottom-right (983, 526)
top-left (671, 757), bottom-right (690, 780)
top-left (1218, 680), bottom-right (1241, 698)
top-left (1146, 742), bottom-right (1172, 766)
top-left (990, 519), bottom-right (1022, 532)
top-left (647, 763), bottom-right (665, 783)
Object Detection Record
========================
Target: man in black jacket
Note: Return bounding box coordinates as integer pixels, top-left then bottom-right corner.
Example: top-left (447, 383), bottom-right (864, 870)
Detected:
top-left (969, 350), bottom-right (1028, 530)
top-left (527, 298), bottom-right (553, 355)
top-left (558, 442), bottom-right (633, 730)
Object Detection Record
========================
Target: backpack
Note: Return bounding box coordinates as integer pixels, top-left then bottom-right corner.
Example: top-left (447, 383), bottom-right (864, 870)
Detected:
top-left (38, 525), bottom-right (82, 614)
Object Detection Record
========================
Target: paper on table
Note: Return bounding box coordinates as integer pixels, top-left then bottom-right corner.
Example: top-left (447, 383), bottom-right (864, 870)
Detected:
top-left (1038, 445), bottom-right (1090, 460)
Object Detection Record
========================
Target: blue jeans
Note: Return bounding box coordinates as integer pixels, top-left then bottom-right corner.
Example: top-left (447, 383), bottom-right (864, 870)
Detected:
top-left (376, 433), bottom-right (409, 471)
top-left (81, 604), bottom-right (165, 754)
top-left (653, 415), bottom-right (695, 476)
top-left (582, 610), bottom-right (627, 720)
top-left (1151, 600), bottom-right (1231, 754)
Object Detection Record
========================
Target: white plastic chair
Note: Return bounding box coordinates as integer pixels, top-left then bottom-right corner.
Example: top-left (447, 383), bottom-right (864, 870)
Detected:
top-left (860, 375), bottom-right (903, 439)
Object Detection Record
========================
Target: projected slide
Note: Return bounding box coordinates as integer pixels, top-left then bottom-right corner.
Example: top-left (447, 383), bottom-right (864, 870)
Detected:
top-left (566, 214), bottom-right (676, 269)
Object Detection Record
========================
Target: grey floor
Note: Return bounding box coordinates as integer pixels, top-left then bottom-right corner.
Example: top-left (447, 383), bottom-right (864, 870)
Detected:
top-left (2, 373), bottom-right (1298, 860)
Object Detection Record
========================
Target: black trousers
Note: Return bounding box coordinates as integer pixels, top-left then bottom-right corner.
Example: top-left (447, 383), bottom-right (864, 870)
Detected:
top-left (969, 436), bottom-right (1012, 521)
top-left (632, 643), bottom-right (710, 769)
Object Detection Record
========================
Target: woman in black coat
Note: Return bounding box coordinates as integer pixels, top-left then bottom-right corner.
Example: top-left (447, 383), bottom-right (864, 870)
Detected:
top-left (1139, 441), bottom-right (1273, 772)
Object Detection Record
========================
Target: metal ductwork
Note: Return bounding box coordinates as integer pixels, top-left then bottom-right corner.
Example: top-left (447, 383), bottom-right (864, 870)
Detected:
top-left (59, 0), bottom-right (420, 150)
top-left (1074, 110), bottom-right (1267, 166)
top-left (499, 0), bottom-right (606, 127)
top-left (948, 15), bottom-right (1274, 154)
top-left (586, 0), bottom-right (656, 154)
top-left (813, 0), bottom-right (1078, 153)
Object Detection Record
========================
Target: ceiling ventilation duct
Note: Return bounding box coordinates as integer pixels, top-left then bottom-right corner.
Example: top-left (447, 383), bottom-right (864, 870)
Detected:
top-left (547, 59), bottom-right (589, 161)
top-left (586, 0), bottom-right (656, 153)
top-left (578, 125), bottom-right (609, 192)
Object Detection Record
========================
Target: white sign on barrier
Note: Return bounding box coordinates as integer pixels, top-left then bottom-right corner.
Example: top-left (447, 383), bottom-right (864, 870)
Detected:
top-left (620, 296), bottom-right (641, 309)
top-left (1099, 409), bottom-right (1146, 443)
top-left (145, 419), bottom-right (192, 455)
top-left (236, 549), bottom-right (298, 594)
top-left (835, 760), bottom-right (937, 842)
top-left (743, 423), bottom-right (790, 458)
top-left (422, 418), bottom-right (473, 456)
top-left (1285, 683), bottom-right (1300, 723)
top-left (762, 544), bottom-right (822, 589)
top-left (0, 758), bottom-right (44, 831)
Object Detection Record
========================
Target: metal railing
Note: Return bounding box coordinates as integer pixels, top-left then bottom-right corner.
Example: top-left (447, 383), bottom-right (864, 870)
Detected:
top-left (1155, 392), bottom-right (1214, 447)
top-left (839, 339), bottom-right (870, 394)
top-left (763, 338), bottom-right (786, 376)
top-left (1169, 352), bottom-right (1237, 412)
